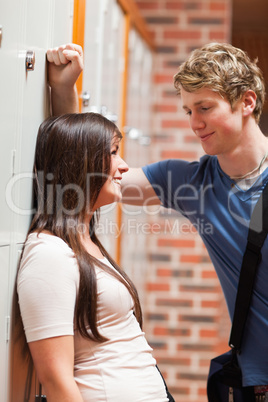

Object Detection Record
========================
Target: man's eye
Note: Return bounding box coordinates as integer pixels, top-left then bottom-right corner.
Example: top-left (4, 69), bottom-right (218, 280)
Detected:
top-left (185, 110), bottom-right (192, 116)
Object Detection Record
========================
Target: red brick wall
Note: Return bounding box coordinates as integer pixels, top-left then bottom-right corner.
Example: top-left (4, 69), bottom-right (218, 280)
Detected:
top-left (134, 1), bottom-right (232, 400)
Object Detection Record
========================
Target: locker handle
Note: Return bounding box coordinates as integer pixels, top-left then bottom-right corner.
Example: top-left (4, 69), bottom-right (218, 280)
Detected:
top-left (26, 50), bottom-right (35, 71)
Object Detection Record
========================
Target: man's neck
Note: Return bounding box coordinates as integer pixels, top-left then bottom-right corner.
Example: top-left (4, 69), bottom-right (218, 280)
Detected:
top-left (217, 125), bottom-right (268, 179)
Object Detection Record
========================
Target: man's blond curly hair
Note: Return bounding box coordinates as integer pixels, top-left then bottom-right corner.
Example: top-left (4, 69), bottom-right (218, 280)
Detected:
top-left (174, 43), bottom-right (266, 123)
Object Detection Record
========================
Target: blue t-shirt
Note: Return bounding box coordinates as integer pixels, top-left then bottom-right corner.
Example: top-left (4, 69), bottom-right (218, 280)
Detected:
top-left (143, 155), bottom-right (268, 386)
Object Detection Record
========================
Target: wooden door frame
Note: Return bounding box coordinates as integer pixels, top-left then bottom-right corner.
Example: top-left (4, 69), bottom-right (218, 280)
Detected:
top-left (72, 0), bottom-right (86, 112)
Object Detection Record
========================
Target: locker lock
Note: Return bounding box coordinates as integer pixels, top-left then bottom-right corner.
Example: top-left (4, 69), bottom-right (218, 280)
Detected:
top-left (82, 91), bottom-right (90, 107)
top-left (26, 50), bottom-right (35, 71)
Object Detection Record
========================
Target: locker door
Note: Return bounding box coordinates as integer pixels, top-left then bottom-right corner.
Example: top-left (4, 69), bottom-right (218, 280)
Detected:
top-left (82, 0), bottom-right (103, 112)
top-left (0, 246), bottom-right (10, 402)
top-left (125, 28), bottom-right (153, 162)
top-left (82, 0), bottom-right (126, 257)
top-left (12, 0), bottom-right (74, 243)
top-left (51, 0), bottom-right (74, 46)
top-left (100, 0), bottom-right (125, 122)
top-left (97, 0), bottom-right (125, 256)
top-left (0, 0), bottom-right (23, 246)
top-left (121, 29), bottom-right (153, 303)
top-left (5, 1), bottom-right (74, 401)
top-left (11, 0), bottom-right (52, 243)
top-left (82, 0), bottom-right (124, 118)
top-left (8, 244), bottom-right (36, 402)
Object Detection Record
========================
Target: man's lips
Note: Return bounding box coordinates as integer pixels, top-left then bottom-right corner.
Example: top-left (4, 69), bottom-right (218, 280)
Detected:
top-left (199, 132), bottom-right (214, 142)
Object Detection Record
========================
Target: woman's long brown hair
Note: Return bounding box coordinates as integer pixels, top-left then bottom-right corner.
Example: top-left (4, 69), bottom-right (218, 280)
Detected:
top-left (25, 112), bottom-right (142, 342)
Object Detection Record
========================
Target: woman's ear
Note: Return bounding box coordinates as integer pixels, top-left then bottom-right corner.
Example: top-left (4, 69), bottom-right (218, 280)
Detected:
top-left (242, 90), bottom-right (257, 117)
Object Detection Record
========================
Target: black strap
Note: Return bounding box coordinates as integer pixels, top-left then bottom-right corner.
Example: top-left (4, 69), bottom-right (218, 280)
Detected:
top-left (156, 365), bottom-right (175, 402)
top-left (229, 180), bottom-right (268, 351)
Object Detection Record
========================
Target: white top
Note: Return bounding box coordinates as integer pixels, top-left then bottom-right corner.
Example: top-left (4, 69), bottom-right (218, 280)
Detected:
top-left (17, 233), bottom-right (168, 402)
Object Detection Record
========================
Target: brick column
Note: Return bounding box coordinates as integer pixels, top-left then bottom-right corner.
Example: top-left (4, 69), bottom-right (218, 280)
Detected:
top-left (134, 1), bottom-right (232, 400)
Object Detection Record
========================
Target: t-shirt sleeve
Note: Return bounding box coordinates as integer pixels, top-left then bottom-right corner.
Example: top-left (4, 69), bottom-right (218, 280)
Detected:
top-left (142, 159), bottom-right (198, 212)
top-left (17, 241), bottom-right (79, 343)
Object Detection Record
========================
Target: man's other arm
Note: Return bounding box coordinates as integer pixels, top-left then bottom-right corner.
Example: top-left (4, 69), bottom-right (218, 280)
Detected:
top-left (121, 168), bottom-right (161, 206)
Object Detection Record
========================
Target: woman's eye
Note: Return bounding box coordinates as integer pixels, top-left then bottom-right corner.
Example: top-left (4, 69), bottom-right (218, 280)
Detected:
top-left (111, 147), bottom-right (119, 155)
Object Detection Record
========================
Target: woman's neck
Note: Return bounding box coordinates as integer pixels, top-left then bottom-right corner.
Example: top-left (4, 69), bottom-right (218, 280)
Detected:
top-left (80, 232), bottom-right (104, 259)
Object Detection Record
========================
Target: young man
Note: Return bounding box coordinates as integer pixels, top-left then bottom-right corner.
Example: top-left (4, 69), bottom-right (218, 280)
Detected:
top-left (48, 42), bottom-right (268, 397)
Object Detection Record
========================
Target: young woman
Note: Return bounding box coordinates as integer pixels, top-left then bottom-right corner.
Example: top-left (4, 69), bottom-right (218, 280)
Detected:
top-left (17, 113), bottom-right (171, 402)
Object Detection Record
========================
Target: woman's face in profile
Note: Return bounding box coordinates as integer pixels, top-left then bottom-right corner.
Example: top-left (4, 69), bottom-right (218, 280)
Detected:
top-left (92, 135), bottom-right (129, 210)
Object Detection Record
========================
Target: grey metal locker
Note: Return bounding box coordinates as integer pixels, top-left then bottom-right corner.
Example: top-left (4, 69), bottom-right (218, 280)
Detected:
top-left (0, 0), bottom-right (74, 400)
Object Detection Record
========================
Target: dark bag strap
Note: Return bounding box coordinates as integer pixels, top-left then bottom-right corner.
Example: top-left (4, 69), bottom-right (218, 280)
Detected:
top-left (229, 180), bottom-right (268, 352)
top-left (156, 365), bottom-right (175, 402)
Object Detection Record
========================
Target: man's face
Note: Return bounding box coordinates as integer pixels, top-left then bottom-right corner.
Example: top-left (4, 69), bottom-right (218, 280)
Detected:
top-left (181, 87), bottom-right (244, 158)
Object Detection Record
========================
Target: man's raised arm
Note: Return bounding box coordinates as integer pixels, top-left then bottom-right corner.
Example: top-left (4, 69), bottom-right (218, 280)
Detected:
top-left (47, 44), bottom-right (83, 115)
top-left (121, 168), bottom-right (161, 206)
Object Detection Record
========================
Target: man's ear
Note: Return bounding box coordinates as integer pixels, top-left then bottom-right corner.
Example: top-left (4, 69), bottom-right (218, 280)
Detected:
top-left (242, 90), bottom-right (257, 117)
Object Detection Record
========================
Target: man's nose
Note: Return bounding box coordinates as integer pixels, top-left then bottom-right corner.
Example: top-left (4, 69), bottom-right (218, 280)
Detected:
top-left (190, 113), bottom-right (206, 132)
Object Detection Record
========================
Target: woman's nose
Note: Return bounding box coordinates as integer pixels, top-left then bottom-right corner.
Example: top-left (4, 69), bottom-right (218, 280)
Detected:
top-left (118, 156), bottom-right (129, 174)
